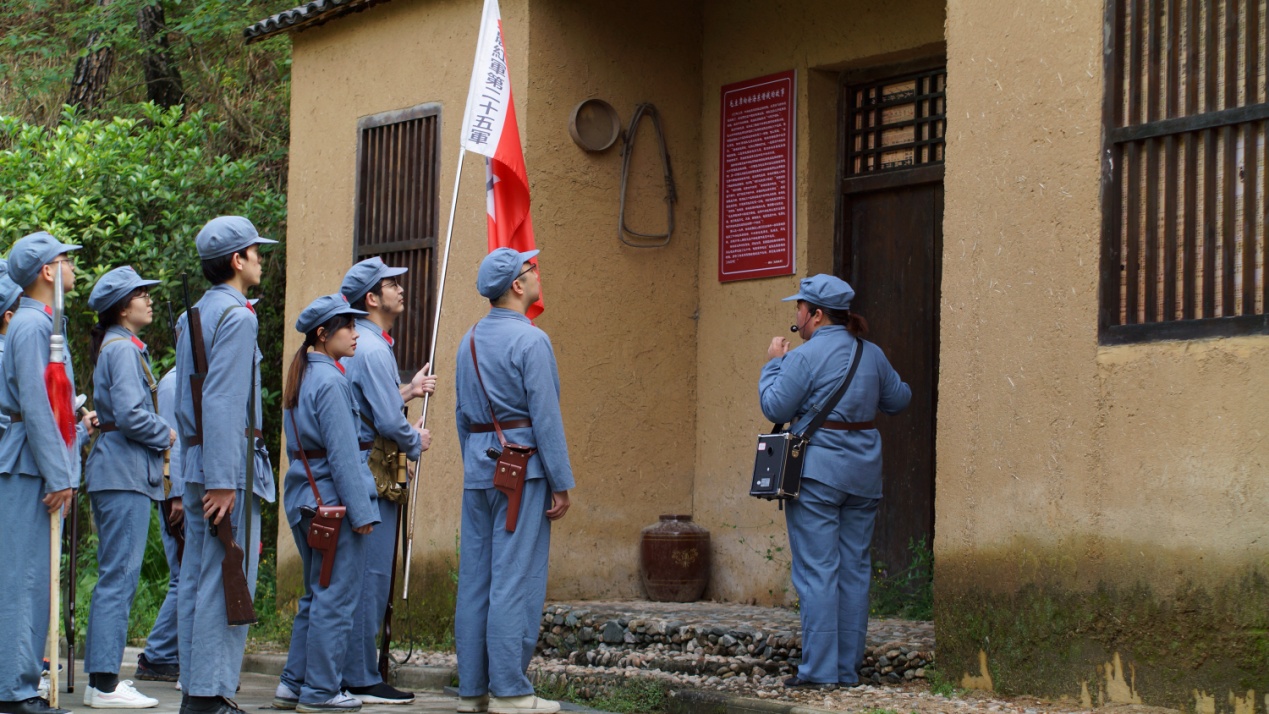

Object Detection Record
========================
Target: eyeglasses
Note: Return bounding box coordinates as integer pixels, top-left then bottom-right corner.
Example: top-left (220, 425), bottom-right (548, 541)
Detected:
top-left (380, 278), bottom-right (403, 291)
top-left (515, 264), bottom-right (539, 281)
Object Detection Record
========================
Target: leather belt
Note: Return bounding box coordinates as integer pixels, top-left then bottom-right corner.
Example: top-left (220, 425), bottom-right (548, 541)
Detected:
top-left (7, 413), bottom-right (20, 423)
top-left (469, 418), bottom-right (531, 433)
top-left (99, 423), bottom-right (118, 433)
top-left (185, 428), bottom-right (263, 447)
top-left (821, 420), bottom-right (875, 431)
top-left (289, 441), bottom-right (374, 460)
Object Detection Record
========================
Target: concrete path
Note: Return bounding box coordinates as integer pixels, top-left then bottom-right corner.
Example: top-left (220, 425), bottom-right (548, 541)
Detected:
top-left (52, 658), bottom-right (458, 714)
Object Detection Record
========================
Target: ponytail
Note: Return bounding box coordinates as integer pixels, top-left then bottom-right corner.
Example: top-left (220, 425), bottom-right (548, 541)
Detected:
top-left (89, 322), bottom-right (110, 366)
top-left (283, 338), bottom-right (315, 410)
top-left (846, 311), bottom-right (868, 338)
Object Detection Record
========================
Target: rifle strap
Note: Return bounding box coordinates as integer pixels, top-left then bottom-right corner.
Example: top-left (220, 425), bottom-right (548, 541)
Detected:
top-left (778, 336), bottom-right (865, 439)
top-left (468, 325), bottom-right (508, 449)
top-left (100, 337), bottom-right (158, 412)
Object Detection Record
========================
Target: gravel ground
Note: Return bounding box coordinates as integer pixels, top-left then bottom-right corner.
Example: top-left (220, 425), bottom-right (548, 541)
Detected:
top-left (399, 651), bottom-right (1118, 714)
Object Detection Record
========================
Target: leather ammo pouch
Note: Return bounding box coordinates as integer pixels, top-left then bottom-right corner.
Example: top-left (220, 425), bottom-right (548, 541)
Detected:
top-left (750, 336), bottom-right (863, 505)
top-left (470, 327), bottom-right (537, 533)
top-left (289, 411), bottom-right (347, 588)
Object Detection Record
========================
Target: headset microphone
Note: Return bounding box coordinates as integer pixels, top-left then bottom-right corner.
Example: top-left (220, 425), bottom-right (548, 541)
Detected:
top-left (790, 314), bottom-right (810, 333)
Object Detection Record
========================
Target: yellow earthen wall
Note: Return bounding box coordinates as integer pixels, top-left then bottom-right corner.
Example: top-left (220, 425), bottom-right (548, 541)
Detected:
top-left (940, 0), bottom-right (1269, 596)
top-left (281, 0), bottom-right (706, 600)
top-left (693, 0), bottom-right (946, 603)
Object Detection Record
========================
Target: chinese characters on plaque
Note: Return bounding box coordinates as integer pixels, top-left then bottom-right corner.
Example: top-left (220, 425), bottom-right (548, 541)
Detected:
top-left (718, 69), bottom-right (796, 283)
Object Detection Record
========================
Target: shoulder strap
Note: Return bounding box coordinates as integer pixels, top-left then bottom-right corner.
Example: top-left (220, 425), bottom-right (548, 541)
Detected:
top-left (287, 409), bottom-right (324, 506)
top-left (468, 325), bottom-right (509, 449)
top-left (792, 336), bottom-right (865, 439)
top-left (210, 304), bottom-right (244, 349)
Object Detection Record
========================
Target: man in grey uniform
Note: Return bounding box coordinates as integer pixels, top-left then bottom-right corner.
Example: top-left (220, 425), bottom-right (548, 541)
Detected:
top-left (173, 216), bottom-right (277, 714)
top-left (453, 248), bottom-right (573, 714)
top-left (337, 258), bottom-right (433, 704)
top-left (0, 232), bottom-right (85, 714)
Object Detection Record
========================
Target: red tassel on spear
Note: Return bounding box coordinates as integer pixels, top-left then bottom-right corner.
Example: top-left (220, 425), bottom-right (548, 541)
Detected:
top-left (46, 259), bottom-right (75, 446)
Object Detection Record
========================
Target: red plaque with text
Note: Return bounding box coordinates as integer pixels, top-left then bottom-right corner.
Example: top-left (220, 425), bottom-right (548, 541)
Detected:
top-left (718, 69), bottom-right (796, 282)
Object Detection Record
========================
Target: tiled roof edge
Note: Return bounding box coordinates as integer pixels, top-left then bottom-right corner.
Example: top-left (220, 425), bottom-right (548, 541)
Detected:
top-left (244, 0), bottom-right (393, 43)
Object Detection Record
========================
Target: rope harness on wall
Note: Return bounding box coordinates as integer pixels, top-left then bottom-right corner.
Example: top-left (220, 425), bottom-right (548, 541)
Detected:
top-left (618, 103), bottom-right (677, 248)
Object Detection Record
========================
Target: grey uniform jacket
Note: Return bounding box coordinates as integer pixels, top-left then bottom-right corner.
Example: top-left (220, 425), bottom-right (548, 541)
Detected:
top-left (0, 334), bottom-right (8, 436)
top-left (157, 369), bottom-right (184, 499)
top-left (454, 308), bottom-right (575, 493)
top-left (343, 318), bottom-right (422, 460)
top-left (0, 298), bottom-right (81, 490)
top-left (758, 324), bottom-right (911, 499)
top-left (281, 353), bottom-right (379, 529)
top-left (85, 326), bottom-right (170, 498)
top-left (173, 284), bottom-right (274, 501)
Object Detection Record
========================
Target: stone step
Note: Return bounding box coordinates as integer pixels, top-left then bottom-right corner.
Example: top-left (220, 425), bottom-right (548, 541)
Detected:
top-left (535, 600), bottom-right (934, 685)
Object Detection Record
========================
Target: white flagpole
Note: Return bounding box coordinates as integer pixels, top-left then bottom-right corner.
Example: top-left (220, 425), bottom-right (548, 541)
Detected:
top-left (403, 146), bottom-right (466, 599)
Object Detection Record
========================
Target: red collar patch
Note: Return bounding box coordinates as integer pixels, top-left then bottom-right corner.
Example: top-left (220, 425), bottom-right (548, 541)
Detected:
top-left (43, 305), bottom-right (53, 316)
top-left (245, 302), bottom-right (256, 314)
top-left (335, 361), bottom-right (346, 374)
top-left (130, 336), bottom-right (146, 351)
top-left (382, 330), bottom-right (394, 346)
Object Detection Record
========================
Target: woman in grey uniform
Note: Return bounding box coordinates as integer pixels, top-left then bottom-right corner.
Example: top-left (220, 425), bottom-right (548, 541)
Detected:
top-left (759, 274), bottom-right (911, 689)
top-left (82, 266), bottom-right (176, 708)
top-left (275, 295), bottom-right (380, 713)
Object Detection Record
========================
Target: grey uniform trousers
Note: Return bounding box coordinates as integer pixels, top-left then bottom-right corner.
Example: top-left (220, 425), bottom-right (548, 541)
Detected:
top-left (142, 501), bottom-right (182, 667)
top-left (0, 475), bottom-right (51, 702)
top-left (85, 490), bottom-right (152, 674)
top-left (281, 514), bottom-right (368, 703)
top-left (178, 483), bottom-right (260, 697)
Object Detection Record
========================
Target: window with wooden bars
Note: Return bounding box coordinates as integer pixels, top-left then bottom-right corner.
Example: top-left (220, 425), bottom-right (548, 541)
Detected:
top-left (354, 104), bottom-right (440, 379)
top-left (1100, 0), bottom-right (1269, 343)
top-left (845, 68), bottom-right (947, 177)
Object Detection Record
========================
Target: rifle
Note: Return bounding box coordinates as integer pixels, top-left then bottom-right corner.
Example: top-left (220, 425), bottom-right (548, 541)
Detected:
top-left (160, 301), bottom-right (184, 565)
top-left (377, 435), bottom-right (410, 681)
top-left (180, 273), bottom-right (256, 626)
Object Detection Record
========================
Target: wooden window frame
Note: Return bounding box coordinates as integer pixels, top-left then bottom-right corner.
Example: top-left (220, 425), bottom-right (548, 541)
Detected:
top-left (1098, 0), bottom-right (1269, 344)
top-left (353, 103), bottom-right (441, 380)
top-left (834, 57), bottom-right (947, 278)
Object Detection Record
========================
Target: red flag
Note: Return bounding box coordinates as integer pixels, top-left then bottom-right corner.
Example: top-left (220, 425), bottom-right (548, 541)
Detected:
top-left (461, 0), bottom-right (543, 318)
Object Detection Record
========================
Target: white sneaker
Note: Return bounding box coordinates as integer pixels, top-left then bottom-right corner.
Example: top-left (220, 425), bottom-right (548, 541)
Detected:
top-left (488, 695), bottom-right (560, 714)
top-left (39, 673), bottom-right (50, 700)
top-left (458, 694), bottom-right (490, 713)
top-left (86, 680), bottom-right (159, 709)
top-left (273, 683), bottom-right (300, 710)
top-left (295, 691), bottom-right (361, 713)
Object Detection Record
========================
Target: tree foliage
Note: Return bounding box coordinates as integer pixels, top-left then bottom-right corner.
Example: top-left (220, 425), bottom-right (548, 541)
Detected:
top-left (0, 0), bottom-right (298, 633)
top-left (0, 104), bottom-right (287, 449)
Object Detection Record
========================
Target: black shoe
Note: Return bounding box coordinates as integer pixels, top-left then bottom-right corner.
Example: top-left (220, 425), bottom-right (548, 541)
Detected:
top-left (180, 695), bottom-right (247, 714)
top-left (346, 683), bottom-right (415, 705)
top-left (0, 697), bottom-right (71, 714)
top-left (135, 653), bottom-right (180, 682)
top-left (782, 676), bottom-right (836, 691)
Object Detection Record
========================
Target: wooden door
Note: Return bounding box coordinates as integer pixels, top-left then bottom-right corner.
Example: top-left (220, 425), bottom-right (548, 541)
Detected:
top-left (838, 61), bottom-right (945, 581)
top-left (842, 179), bottom-right (941, 578)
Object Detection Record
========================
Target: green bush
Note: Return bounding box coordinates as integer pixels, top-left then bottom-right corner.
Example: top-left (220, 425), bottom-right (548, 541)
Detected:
top-left (870, 536), bottom-right (934, 620)
top-left (0, 103), bottom-right (285, 376)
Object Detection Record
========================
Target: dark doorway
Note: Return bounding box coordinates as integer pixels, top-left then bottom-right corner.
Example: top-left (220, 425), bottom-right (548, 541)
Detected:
top-left (837, 62), bottom-right (945, 581)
